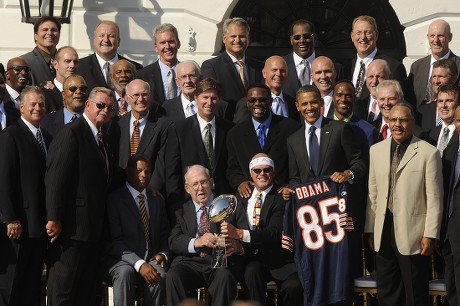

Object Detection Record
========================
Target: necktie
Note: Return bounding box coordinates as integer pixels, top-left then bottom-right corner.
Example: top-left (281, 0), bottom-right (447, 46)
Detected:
top-left (70, 114), bottom-right (78, 122)
top-left (355, 60), bottom-right (366, 98)
top-left (197, 207), bottom-right (211, 257)
top-left (186, 103), bottom-right (196, 117)
top-left (236, 61), bottom-right (248, 88)
top-left (203, 123), bottom-right (214, 171)
top-left (97, 130), bottom-right (109, 178)
top-left (367, 98), bottom-right (377, 122)
top-left (252, 192), bottom-right (262, 230)
top-left (130, 120), bottom-right (140, 156)
top-left (300, 59), bottom-right (310, 86)
top-left (273, 96), bottom-right (286, 117)
top-left (379, 123), bottom-right (388, 141)
top-left (138, 193), bottom-right (151, 246)
top-left (166, 68), bottom-right (177, 100)
top-left (104, 62), bottom-right (111, 88)
top-left (438, 127), bottom-right (450, 155)
top-left (257, 124), bottom-right (266, 149)
top-left (309, 126), bottom-right (319, 176)
top-left (118, 98), bottom-right (127, 116)
top-left (436, 114), bottom-right (443, 126)
top-left (36, 129), bottom-right (47, 157)
top-left (388, 145), bottom-right (401, 212)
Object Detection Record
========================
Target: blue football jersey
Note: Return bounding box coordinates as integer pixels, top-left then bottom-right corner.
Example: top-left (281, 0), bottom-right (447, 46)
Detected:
top-left (282, 177), bottom-right (353, 306)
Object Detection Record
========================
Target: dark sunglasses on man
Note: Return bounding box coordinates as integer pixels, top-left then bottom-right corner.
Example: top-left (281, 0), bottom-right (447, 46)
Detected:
top-left (92, 101), bottom-right (115, 113)
top-left (7, 66), bottom-right (31, 73)
top-left (292, 34), bottom-right (314, 40)
top-left (252, 167), bottom-right (273, 174)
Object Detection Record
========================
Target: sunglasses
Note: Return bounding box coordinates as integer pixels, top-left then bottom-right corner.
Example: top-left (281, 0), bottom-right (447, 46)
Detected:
top-left (252, 167), bottom-right (272, 174)
top-left (7, 66), bottom-right (31, 73)
top-left (247, 97), bottom-right (271, 104)
top-left (292, 34), bottom-right (314, 40)
top-left (67, 85), bottom-right (88, 92)
top-left (92, 101), bottom-right (115, 112)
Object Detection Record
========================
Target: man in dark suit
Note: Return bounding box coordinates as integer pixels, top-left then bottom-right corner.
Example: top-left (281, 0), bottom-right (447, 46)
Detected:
top-left (353, 59), bottom-right (391, 122)
top-left (417, 59), bottom-right (459, 132)
top-left (45, 87), bottom-right (115, 306)
top-left (233, 56), bottom-right (299, 123)
top-left (137, 23), bottom-right (181, 105)
top-left (283, 19), bottom-right (343, 99)
top-left (77, 20), bottom-right (143, 92)
top-left (41, 74), bottom-right (88, 139)
top-left (409, 19), bottom-right (460, 107)
top-left (442, 105), bottom-right (460, 305)
top-left (427, 85), bottom-right (460, 152)
top-left (227, 84), bottom-right (300, 198)
top-left (0, 86), bottom-right (49, 306)
top-left (109, 59), bottom-right (136, 117)
top-left (222, 153), bottom-right (303, 306)
top-left (201, 17), bottom-right (262, 120)
top-left (166, 164), bottom-right (245, 306)
top-left (0, 71), bottom-right (19, 130)
top-left (345, 15), bottom-right (414, 104)
top-left (21, 16), bottom-right (60, 87)
top-left (106, 155), bottom-right (169, 306)
top-left (43, 46), bottom-right (80, 113)
top-left (5, 57), bottom-right (31, 109)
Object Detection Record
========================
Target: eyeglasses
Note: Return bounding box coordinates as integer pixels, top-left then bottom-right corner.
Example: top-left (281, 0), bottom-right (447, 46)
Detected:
top-left (292, 34), bottom-right (314, 40)
top-left (91, 101), bottom-right (115, 112)
top-left (127, 93), bottom-right (150, 100)
top-left (67, 85), bottom-right (88, 92)
top-left (178, 74), bottom-right (199, 81)
top-left (7, 66), bottom-right (31, 73)
top-left (247, 97), bottom-right (271, 104)
top-left (189, 179), bottom-right (211, 190)
top-left (252, 167), bottom-right (273, 174)
top-left (353, 31), bottom-right (375, 38)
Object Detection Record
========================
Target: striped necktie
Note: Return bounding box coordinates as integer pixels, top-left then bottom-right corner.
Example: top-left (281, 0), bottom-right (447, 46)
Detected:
top-left (130, 120), bottom-right (140, 156)
top-left (252, 192), bottom-right (262, 230)
top-left (138, 193), bottom-right (151, 246)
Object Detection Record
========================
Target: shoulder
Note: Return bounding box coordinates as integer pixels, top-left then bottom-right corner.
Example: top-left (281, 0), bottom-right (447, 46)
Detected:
top-left (78, 53), bottom-right (96, 65)
top-left (410, 55), bottom-right (431, 69)
top-left (118, 55), bottom-right (143, 70)
top-left (137, 61), bottom-right (159, 76)
top-left (202, 53), bottom-right (226, 65)
top-left (216, 116), bottom-right (234, 130)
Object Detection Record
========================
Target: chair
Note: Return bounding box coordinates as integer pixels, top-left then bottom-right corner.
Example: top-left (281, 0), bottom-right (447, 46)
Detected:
top-left (102, 281), bottom-right (144, 306)
top-left (429, 255), bottom-right (447, 306)
top-left (197, 281), bottom-right (278, 305)
top-left (353, 235), bottom-right (378, 306)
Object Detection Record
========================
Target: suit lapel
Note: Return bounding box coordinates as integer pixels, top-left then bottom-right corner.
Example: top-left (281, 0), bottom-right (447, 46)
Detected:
top-left (294, 127), bottom-right (314, 178)
top-left (119, 114), bottom-right (131, 167)
top-left (265, 115), bottom-right (281, 151)
top-left (214, 117), bottom-right (225, 169)
top-left (184, 201), bottom-right (199, 236)
top-left (397, 138), bottom-right (418, 173)
top-left (138, 113), bottom-right (157, 153)
top-left (91, 54), bottom-right (107, 87)
top-left (191, 116), bottom-right (208, 164)
top-left (222, 53), bottom-right (246, 94)
top-left (18, 120), bottom-right (44, 159)
top-left (260, 191), bottom-right (274, 224)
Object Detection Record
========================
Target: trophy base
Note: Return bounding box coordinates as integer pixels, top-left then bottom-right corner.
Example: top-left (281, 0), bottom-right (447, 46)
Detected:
top-left (211, 235), bottom-right (227, 268)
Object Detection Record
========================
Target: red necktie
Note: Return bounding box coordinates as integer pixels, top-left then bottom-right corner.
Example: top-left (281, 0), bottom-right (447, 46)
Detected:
top-left (379, 123), bottom-right (388, 141)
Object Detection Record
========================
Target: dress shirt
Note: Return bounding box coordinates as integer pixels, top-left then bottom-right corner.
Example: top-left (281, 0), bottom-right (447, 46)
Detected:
top-left (180, 94), bottom-right (196, 118)
top-left (437, 122), bottom-right (455, 148)
top-left (20, 116), bottom-right (47, 155)
top-left (379, 120), bottom-right (392, 139)
top-left (95, 53), bottom-right (118, 83)
top-left (197, 114), bottom-right (216, 148)
top-left (129, 112), bottom-right (148, 138)
top-left (187, 198), bottom-right (214, 253)
top-left (53, 78), bottom-right (63, 92)
top-left (0, 102), bottom-right (5, 130)
top-left (6, 84), bottom-right (20, 109)
top-left (303, 116), bottom-right (323, 159)
top-left (241, 185), bottom-right (274, 242)
top-left (226, 51), bottom-right (249, 83)
top-left (333, 113), bottom-right (353, 122)
top-left (158, 60), bottom-right (179, 99)
top-left (293, 51), bottom-right (315, 85)
top-left (82, 113), bottom-right (100, 144)
top-left (351, 48), bottom-right (378, 85)
top-left (428, 50), bottom-right (451, 81)
top-left (271, 92), bottom-right (288, 117)
top-left (63, 108), bottom-right (82, 125)
top-left (323, 91), bottom-right (333, 116)
top-left (251, 113), bottom-right (272, 138)
top-left (367, 96), bottom-right (380, 120)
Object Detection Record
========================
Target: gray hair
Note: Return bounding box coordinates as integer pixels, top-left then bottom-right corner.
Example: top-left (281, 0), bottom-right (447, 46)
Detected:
top-left (376, 80), bottom-right (404, 101)
top-left (175, 60), bottom-right (201, 75)
top-left (20, 86), bottom-right (44, 105)
top-left (223, 17), bottom-right (250, 35)
top-left (153, 23), bottom-right (180, 44)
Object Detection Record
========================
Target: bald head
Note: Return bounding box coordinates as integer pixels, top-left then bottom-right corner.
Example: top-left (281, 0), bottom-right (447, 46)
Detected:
top-left (311, 56), bottom-right (336, 96)
top-left (366, 59), bottom-right (391, 98)
top-left (263, 55), bottom-right (288, 95)
top-left (427, 19), bottom-right (453, 59)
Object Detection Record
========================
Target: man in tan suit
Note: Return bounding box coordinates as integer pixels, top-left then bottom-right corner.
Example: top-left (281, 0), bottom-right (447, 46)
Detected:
top-left (365, 103), bottom-right (443, 306)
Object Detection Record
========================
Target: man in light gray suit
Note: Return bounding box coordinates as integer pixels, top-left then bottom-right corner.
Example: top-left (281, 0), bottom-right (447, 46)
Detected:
top-left (106, 154), bottom-right (169, 306)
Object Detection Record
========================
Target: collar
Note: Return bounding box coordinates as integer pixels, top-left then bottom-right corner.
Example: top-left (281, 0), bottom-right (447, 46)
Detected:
top-left (252, 112), bottom-right (272, 131)
top-left (63, 108), bottom-right (82, 124)
top-left (304, 115), bottom-right (323, 131)
top-left (95, 53), bottom-right (118, 68)
top-left (53, 78), bottom-right (63, 92)
top-left (83, 113), bottom-right (99, 138)
top-left (21, 116), bottom-right (40, 134)
top-left (158, 59), bottom-right (177, 73)
top-left (251, 184), bottom-right (274, 201)
top-left (181, 94), bottom-right (196, 109)
top-left (293, 51), bottom-right (316, 67)
top-left (6, 84), bottom-right (20, 100)
top-left (196, 114), bottom-right (216, 132)
top-left (193, 197), bottom-right (213, 213)
top-left (226, 51), bottom-right (246, 63)
top-left (126, 182), bottom-right (147, 201)
top-left (271, 92), bottom-right (285, 101)
top-left (333, 112), bottom-right (353, 122)
top-left (431, 50), bottom-right (451, 65)
top-left (357, 48), bottom-right (378, 62)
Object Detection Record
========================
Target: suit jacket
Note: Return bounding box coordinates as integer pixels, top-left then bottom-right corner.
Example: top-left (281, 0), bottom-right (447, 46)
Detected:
top-left (287, 117), bottom-right (366, 185)
top-left (0, 119), bottom-right (50, 238)
top-left (353, 95), bottom-right (376, 121)
top-left (77, 53), bottom-right (143, 92)
top-left (226, 114), bottom-right (300, 190)
top-left (136, 60), bottom-right (168, 105)
top-left (43, 86), bottom-right (63, 113)
top-left (40, 109), bottom-right (65, 140)
top-left (45, 117), bottom-right (112, 242)
top-left (106, 185), bottom-right (169, 268)
top-left (416, 102), bottom-right (437, 132)
top-left (1, 100), bottom-right (20, 129)
top-left (344, 51), bottom-right (415, 105)
top-left (428, 124), bottom-right (457, 148)
top-left (21, 47), bottom-right (54, 86)
top-left (282, 52), bottom-right (344, 99)
top-left (409, 52), bottom-right (460, 107)
top-left (365, 136), bottom-right (443, 255)
top-left (160, 96), bottom-right (229, 123)
top-left (201, 52), bottom-right (263, 120)
top-left (232, 92), bottom-right (300, 124)
top-left (171, 114), bottom-right (234, 196)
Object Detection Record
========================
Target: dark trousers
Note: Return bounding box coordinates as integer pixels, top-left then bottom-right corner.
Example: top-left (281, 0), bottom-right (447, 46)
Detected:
top-left (376, 211), bottom-right (430, 306)
top-left (443, 219), bottom-right (460, 306)
top-left (0, 234), bottom-right (45, 306)
top-left (46, 239), bottom-right (101, 306)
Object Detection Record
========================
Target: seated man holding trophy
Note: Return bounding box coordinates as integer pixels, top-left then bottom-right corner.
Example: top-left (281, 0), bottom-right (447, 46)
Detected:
top-left (222, 154), bottom-right (303, 305)
top-left (166, 164), bottom-right (246, 306)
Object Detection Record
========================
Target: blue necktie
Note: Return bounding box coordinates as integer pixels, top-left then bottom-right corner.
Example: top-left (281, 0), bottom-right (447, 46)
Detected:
top-left (309, 126), bottom-right (319, 176)
top-left (258, 124), bottom-right (266, 149)
top-left (273, 96), bottom-right (286, 117)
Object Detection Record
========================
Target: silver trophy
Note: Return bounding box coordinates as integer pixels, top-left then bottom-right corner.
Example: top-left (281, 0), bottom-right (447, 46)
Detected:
top-left (208, 194), bottom-right (238, 268)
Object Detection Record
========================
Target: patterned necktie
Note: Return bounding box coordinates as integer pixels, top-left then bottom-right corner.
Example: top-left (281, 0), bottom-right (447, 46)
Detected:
top-left (309, 125), bottom-right (319, 176)
top-left (130, 120), bottom-right (140, 156)
top-left (203, 123), bottom-right (214, 171)
top-left (104, 62), bottom-right (111, 88)
top-left (236, 60), bottom-right (248, 88)
top-left (367, 98), bottom-right (377, 122)
top-left (257, 124), bottom-right (266, 149)
top-left (355, 60), bottom-right (366, 98)
top-left (186, 103), bottom-right (196, 117)
top-left (252, 192), bottom-right (262, 230)
top-left (197, 207), bottom-right (211, 257)
top-left (138, 193), bottom-right (151, 246)
top-left (438, 127), bottom-right (450, 155)
top-left (36, 129), bottom-right (46, 157)
top-left (118, 98), bottom-right (127, 116)
top-left (166, 68), bottom-right (177, 100)
top-left (388, 145), bottom-right (401, 212)
top-left (379, 123), bottom-right (388, 141)
top-left (97, 130), bottom-right (109, 178)
top-left (300, 59), bottom-right (310, 86)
